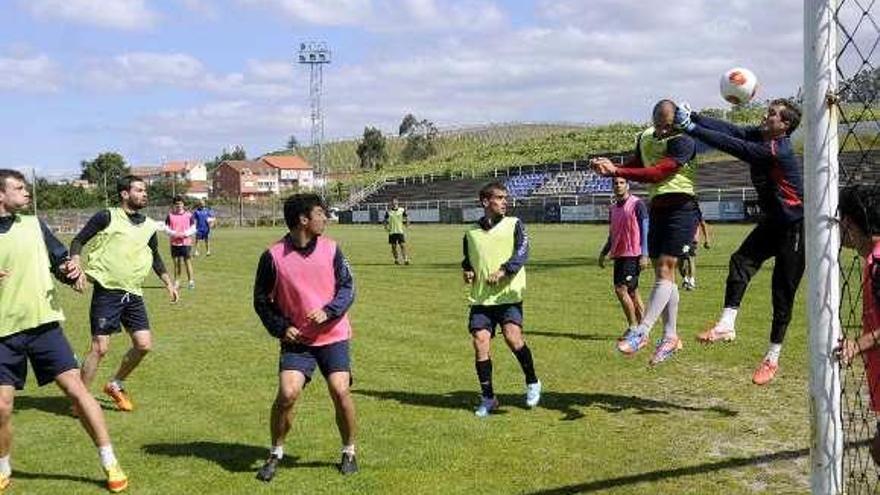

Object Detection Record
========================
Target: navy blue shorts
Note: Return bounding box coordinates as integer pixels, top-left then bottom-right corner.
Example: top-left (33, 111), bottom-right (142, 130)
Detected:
top-left (388, 233), bottom-right (405, 245)
top-left (613, 257), bottom-right (641, 290)
top-left (468, 303), bottom-right (524, 336)
top-left (171, 245), bottom-right (191, 259)
top-left (196, 230), bottom-right (210, 241)
top-left (0, 322), bottom-right (78, 389)
top-left (279, 339), bottom-right (351, 383)
top-left (648, 198), bottom-right (699, 259)
top-left (90, 284), bottom-right (151, 335)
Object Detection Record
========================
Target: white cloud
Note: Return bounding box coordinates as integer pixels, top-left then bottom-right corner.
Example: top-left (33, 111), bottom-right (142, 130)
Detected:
top-left (23, 0), bottom-right (159, 30)
top-left (78, 52), bottom-right (297, 98)
top-left (0, 53), bottom-right (62, 93)
top-left (240, 0), bottom-right (505, 32)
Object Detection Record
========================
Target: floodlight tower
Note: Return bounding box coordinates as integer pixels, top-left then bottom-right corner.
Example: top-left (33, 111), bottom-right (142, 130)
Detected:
top-left (297, 41), bottom-right (331, 195)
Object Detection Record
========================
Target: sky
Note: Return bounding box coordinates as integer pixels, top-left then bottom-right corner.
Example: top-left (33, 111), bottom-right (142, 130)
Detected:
top-left (0, 0), bottom-right (805, 177)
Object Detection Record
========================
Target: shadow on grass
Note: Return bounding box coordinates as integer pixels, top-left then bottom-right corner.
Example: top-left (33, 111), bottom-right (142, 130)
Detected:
top-left (528, 330), bottom-right (615, 342)
top-left (142, 442), bottom-right (336, 473)
top-left (13, 470), bottom-right (104, 489)
top-left (15, 395), bottom-right (118, 419)
top-left (524, 447), bottom-right (810, 494)
top-left (354, 389), bottom-right (737, 421)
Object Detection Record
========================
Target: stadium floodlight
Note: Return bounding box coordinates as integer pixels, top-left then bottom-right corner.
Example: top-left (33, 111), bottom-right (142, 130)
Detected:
top-left (297, 41), bottom-right (331, 197)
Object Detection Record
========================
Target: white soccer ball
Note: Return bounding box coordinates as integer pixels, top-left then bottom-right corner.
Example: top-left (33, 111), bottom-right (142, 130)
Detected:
top-left (720, 67), bottom-right (758, 105)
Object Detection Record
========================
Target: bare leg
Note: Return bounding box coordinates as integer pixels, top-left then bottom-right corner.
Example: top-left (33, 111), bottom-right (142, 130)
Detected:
top-left (614, 285), bottom-right (638, 328)
top-left (55, 370), bottom-right (110, 447)
top-left (327, 372), bottom-right (356, 447)
top-left (81, 335), bottom-right (111, 389)
top-left (111, 330), bottom-right (152, 382)
top-left (270, 371), bottom-right (306, 447)
top-left (0, 386), bottom-right (13, 458)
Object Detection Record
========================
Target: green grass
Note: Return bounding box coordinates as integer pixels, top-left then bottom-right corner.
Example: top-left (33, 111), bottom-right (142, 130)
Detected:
top-left (17, 224), bottom-right (810, 494)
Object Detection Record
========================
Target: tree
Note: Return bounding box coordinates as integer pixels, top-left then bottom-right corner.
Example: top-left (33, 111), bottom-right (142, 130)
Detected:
top-left (356, 126), bottom-right (388, 170)
top-left (79, 152), bottom-right (129, 205)
top-left (399, 113), bottom-right (418, 137)
top-left (399, 115), bottom-right (438, 163)
top-left (841, 66), bottom-right (880, 103)
top-left (205, 145), bottom-right (247, 174)
top-left (148, 177), bottom-right (189, 205)
top-left (286, 135), bottom-right (300, 151)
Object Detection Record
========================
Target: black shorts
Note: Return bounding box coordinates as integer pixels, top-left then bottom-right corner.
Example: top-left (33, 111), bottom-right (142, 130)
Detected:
top-left (388, 233), bottom-right (405, 245)
top-left (279, 339), bottom-right (351, 383)
top-left (90, 284), bottom-right (151, 335)
top-left (171, 245), bottom-right (192, 259)
top-left (648, 197), bottom-right (699, 259)
top-left (468, 303), bottom-right (524, 336)
top-left (613, 257), bottom-right (641, 290)
top-left (0, 322), bottom-right (78, 389)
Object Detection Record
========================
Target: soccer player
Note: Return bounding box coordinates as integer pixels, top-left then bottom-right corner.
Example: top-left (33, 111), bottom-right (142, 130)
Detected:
top-left (383, 198), bottom-right (410, 265)
top-left (834, 185), bottom-right (880, 464)
top-left (165, 195), bottom-right (197, 290)
top-left (598, 177), bottom-right (649, 338)
top-left (0, 169), bottom-right (128, 492)
top-left (679, 207), bottom-right (711, 291)
top-left (253, 193), bottom-right (358, 481)
top-left (462, 181), bottom-right (541, 417)
top-left (68, 175), bottom-right (179, 412)
top-left (591, 99), bottom-right (698, 366)
top-left (675, 99), bottom-right (803, 385)
top-left (192, 198), bottom-right (216, 257)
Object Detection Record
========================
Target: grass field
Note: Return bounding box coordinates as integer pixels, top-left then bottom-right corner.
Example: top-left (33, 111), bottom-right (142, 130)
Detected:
top-left (14, 224), bottom-right (811, 494)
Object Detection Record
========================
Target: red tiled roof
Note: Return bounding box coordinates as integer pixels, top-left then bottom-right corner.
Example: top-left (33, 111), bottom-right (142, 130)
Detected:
top-left (261, 155), bottom-right (312, 170)
top-left (221, 160), bottom-right (273, 173)
top-left (162, 160), bottom-right (199, 174)
top-left (130, 165), bottom-right (162, 177)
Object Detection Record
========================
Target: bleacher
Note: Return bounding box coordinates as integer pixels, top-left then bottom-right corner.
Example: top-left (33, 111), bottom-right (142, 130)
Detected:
top-left (506, 172), bottom-right (549, 198)
top-left (356, 150), bottom-right (876, 207)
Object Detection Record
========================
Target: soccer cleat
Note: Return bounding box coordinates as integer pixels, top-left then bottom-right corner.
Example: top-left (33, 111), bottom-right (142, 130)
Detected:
top-left (206, 250), bottom-right (212, 256)
top-left (752, 359), bottom-right (779, 385)
top-left (194, 250), bottom-right (200, 257)
top-left (339, 453), bottom-right (358, 475)
top-left (103, 462), bottom-right (128, 493)
top-left (649, 335), bottom-right (683, 366)
top-left (696, 322), bottom-right (736, 344)
top-left (187, 280), bottom-right (195, 290)
top-left (617, 329), bottom-right (647, 355)
top-left (103, 383), bottom-right (134, 412)
top-left (474, 396), bottom-right (499, 418)
top-left (255, 456), bottom-right (279, 482)
top-left (0, 473), bottom-right (10, 491)
top-left (404, 259), bottom-right (410, 265)
top-left (525, 380), bottom-right (542, 408)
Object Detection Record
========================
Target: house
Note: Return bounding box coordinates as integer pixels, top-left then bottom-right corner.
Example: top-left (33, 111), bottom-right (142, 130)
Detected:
top-left (162, 160), bottom-right (209, 199)
top-left (259, 155), bottom-right (314, 191)
top-left (129, 165), bottom-right (163, 185)
top-left (212, 160), bottom-right (278, 200)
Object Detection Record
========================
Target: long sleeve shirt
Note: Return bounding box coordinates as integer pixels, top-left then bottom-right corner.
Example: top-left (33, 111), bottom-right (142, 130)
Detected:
top-left (253, 235), bottom-right (355, 338)
top-left (688, 113), bottom-right (804, 223)
top-left (614, 133), bottom-right (696, 183)
top-left (461, 215), bottom-right (529, 274)
top-left (70, 209), bottom-right (167, 277)
top-left (0, 214), bottom-right (73, 284)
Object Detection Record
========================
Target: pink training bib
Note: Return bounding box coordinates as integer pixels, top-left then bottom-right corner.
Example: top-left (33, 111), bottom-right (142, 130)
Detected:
top-left (269, 236), bottom-right (352, 346)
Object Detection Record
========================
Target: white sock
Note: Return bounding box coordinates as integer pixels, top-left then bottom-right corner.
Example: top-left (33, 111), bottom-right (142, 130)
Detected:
top-left (662, 284), bottom-right (680, 340)
top-left (637, 279), bottom-right (675, 335)
top-left (765, 343), bottom-right (782, 363)
top-left (719, 307), bottom-right (738, 330)
top-left (341, 444), bottom-right (356, 456)
top-left (0, 455), bottom-right (11, 477)
top-left (270, 445), bottom-right (283, 460)
top-left (98, 445), bottom-right (117, 468)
